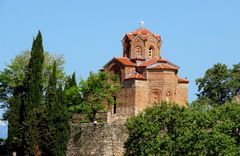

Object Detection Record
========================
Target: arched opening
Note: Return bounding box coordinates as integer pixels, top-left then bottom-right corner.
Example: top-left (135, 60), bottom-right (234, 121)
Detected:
top-left (151, 89), bottom-right (162, 104)
top-left (166, 91), bottom-right (172, 102)
top-left (135, 46), bottom-right (142, 57)
top-left (148, 47), bottom-right (154, 57)
top-left (113, 96), bottom-right (117, 114)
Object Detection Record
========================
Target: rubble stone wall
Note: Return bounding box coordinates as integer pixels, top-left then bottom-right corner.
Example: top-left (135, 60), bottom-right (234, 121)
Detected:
top-left (67, 122), bottom-right (128, 156)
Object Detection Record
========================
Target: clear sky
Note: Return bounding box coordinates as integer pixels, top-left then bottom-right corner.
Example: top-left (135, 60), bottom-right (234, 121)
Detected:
top-left (1, 0), bottom-right (240, 138)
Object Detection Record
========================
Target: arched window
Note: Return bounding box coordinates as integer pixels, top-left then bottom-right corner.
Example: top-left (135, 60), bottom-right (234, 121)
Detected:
top-left (166, 91), bottom-right (172, 102)
top-left (151, 89), bottom-right (162, 104)
top-left (135, 46), bottom-right (142, 56)
top-left (148, 47), bottom-right (154, 57)
top-left (135, 46), bottom-right (142, 52)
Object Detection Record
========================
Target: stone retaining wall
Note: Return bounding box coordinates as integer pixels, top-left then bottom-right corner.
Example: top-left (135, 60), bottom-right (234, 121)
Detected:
top-left (67, 122), bottom-right (128, 156)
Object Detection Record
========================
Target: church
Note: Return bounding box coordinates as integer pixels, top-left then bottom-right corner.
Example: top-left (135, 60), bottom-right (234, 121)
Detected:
top-left (102, 26), bottom-right (189, 120)
top-left (67, 26), bottom-right (189, 155)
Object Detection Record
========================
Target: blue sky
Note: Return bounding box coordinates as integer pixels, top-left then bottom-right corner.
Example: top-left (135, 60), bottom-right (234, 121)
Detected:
top-left (1, 0), bottom-right (240, 138)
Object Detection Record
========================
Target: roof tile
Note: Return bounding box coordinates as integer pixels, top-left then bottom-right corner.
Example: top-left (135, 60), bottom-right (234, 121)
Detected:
top-left (178, 77), bottom-right (189, 83)
top-left (125, 73), bottom-right (146, 80)
top-left (126, 28), bottom-right (161, 41)
top-left (139, 57), bottom-right (168, 67)
top-left (148, 64), bottom-right (178, 70)
top-left (115, 57), bottom-right (135, 66)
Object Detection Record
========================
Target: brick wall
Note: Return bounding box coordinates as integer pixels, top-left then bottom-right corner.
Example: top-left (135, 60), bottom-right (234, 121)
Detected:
top-left (134, 80), bottom-right (149, 114)
top-left (147, 70), bottom-right (178, 103)
top-left (176, 83), bottom-right (188, 106)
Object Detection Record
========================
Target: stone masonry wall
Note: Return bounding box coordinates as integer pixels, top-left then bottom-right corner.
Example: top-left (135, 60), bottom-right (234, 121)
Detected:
top-left (134, 80), bottom-right (149, 114)
top-left (147, 70), bottom-right (178, 103)
top-left (176, 83), bottom-right (188, 106)
top-left (67, 122), bottom-right (128, 156)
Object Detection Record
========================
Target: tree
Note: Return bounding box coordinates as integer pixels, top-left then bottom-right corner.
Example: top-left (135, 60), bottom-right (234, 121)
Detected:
top-left (230, 63), bottom-right (240, 97)
top-left (196, 63), bottom-right (230, 105)
top-left (68, 72), bottom-right (119, 122)
top-left (0, 50), bottom-right (65, 109)
top-left (196, 63), bottom-right (240, 106)
top-left (0, 49), bottom-right (66, 154)
top-left (21, 31), bottom-right (45, 155)
top-left (53, 84), bottom-right (70, 156)
top-left (70, 72), bottom-right (77, 87)
top-left (6, 85), bottom-right (24, 153)
top-left (125, 102), bottom-right (240, 155)
top-left (47, 62), bottom-right (70, 155)
top-left (64, 72), bottom-right (81, 113)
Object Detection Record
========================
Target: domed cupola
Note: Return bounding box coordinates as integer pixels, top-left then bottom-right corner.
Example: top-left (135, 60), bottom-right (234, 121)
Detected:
top-left (122, 27), bottom-right (162, 60)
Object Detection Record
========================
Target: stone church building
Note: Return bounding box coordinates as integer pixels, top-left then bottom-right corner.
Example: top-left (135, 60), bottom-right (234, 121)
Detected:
top-left (67, 27), bottom-right (189, 156)
top-left (102, 27), bottom-right (189, 120)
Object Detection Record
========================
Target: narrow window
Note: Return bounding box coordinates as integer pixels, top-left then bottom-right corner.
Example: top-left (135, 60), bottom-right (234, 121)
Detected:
top-left (135, 46), bottom-right (142, 53)
top-left (149, 47), bottom-right (153, 57)
top-left (113, 96), bottom-right (117, 114)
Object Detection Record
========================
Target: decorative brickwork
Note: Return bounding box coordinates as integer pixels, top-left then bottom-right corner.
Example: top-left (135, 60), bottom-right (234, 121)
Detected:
top-left (103, 27), bottom-right (189, 116)
top-left (67, 27), bottom-right (189, 156)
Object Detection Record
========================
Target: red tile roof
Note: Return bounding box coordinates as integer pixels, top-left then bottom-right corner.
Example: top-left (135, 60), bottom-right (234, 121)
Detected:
top-left (178, 77), bottom-right (189, 83)
top-left (131, 57), bottom-right (146, 61)
top-left (139, 57), bottom-right (168, 67)
top-left (148, 64), bottom-right (178, 70)
top-left (115, 57), bottom-right (135, 66)
top-left (154, 35), bottom-right (161, 40)
top-left (127, 34), bottom-right (134, 39)
top-left (125, 73), bottom-right (146, 80)
top-left (131, 28), bottom-right (153, 35)
top-left (126, 28), bottom-right (161, 41)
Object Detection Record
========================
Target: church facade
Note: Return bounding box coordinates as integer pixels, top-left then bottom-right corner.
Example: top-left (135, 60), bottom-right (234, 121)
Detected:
top-left (67, 27), bottom-right (189, 156)
top-left (102, 27), bottom-right (189, 120)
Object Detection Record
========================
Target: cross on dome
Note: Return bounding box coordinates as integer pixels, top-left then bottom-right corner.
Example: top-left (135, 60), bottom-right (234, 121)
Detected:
top-left (140, 20), bottom-right (144, 28)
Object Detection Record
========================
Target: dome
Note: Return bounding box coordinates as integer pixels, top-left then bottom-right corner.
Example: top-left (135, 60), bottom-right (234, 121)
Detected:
top-left (125, 28), bottom-right (161, 40)
top-left (131, 28), bottom-right (154, 35)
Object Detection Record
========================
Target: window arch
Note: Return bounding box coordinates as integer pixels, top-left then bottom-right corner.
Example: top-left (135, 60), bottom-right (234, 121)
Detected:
top-left (150, 89), bottom-right (162, 104)
top-left (148, 47), bottom-right (154, 57)
top-left (135, 46), bottom-right (142, 52)
top-left (135, 46), bottom-right (142, 56)
top-left (166, 90), bottom-right (173, 102)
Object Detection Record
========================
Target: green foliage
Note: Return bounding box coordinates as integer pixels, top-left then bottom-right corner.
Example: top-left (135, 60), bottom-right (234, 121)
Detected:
top-left (196, 63), bottom-right (230, 106)
top-left (64, 73), bottom-right (81, 113)
top-left (0, 50), bottom-right (65, 109)
top-left (67, 72), bottom-right (120, 122)
top-left (2, 32), bottom-right (70, 155)
top-left (230, 63), bottom-right (240, 96)
top-left (196, 63), bottom-right (240, 106)
top-left (43, 62), bottom-right (70, 156)
top-left (21, 31), bottom-right (45, 155)
top-left (125, 102), bottom-right (240, 155)
top-left (0, 36), bottom-right (67, 154)
top-left (0, 138), bottom-right (6, 143)
top-left (70, 72), bottom-right (77, 87)
top-left (6, 86), bottom-right (24, 152)
top-left (0, 68), bottom-right (13, 108)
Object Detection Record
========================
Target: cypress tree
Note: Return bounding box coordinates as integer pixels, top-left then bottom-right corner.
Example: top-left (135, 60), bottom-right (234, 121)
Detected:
top-left (21, 31), bottom-right (44, 155)
top-left (46, 62), bottom-right (70, 155)
top-left (52, 84), bottom-right (70, 156)
top-left (7, 86), bottom-right (24, 153)
top-left (64, 75), bottom-right (72, 90)
top-left (64, 73), bottom-right (80, 111)
top-left (70, 72), bottom-right (77, 87)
